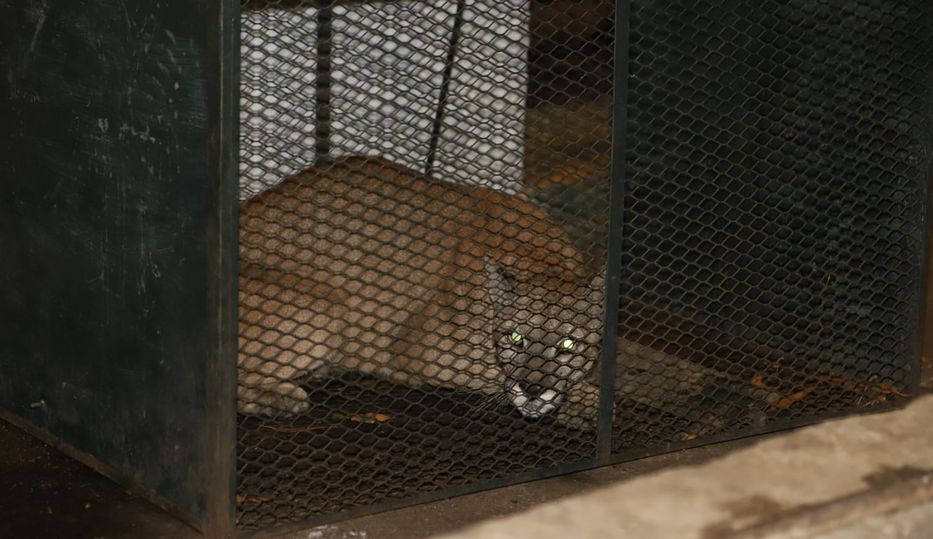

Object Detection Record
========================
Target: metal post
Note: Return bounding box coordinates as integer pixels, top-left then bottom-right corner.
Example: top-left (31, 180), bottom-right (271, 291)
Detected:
top-left (425, 0), bottom-right (467, 177)
top-left (315, 0), bottom-right (333, 162)
top-left (596, 0), bottom-right (630, 464)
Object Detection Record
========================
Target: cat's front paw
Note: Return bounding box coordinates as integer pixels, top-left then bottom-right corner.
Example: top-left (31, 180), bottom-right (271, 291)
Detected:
top-left (238, 381), bottom-right (310, 416)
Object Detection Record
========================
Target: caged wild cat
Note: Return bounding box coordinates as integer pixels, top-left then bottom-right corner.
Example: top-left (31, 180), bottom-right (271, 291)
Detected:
top-left (238, 157), bottom-right (605, 427)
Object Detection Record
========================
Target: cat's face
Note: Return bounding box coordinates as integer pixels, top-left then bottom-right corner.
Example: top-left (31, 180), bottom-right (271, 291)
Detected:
top-left (486, 258), bottom-right (604, 418)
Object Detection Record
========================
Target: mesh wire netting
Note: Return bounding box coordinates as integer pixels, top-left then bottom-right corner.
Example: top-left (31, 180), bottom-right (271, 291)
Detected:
top-left (237, 0), bottom-right (610, 528)
top-left (612, 0), bottom-right (932, 452)
top-left (235, 0), bottom-right (930, 530)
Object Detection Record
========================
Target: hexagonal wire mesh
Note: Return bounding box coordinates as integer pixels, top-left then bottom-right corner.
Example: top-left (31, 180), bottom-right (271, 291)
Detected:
top-left (237, 0), bottom-right (611, 528)
top-left (612, 0), bottom-right (932, 455)
top-left (234, 0), bottom-right (931, 531)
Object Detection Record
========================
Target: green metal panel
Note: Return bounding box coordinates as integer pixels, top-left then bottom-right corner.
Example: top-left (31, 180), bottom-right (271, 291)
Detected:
top-left (0, 0), bottom-right (238, 533)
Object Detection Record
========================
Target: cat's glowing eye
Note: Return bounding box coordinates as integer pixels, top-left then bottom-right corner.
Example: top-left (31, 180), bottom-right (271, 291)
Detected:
top-left (558, 338), bottom-right (576, 351)
top-left (509, 331), bottom-right (524, 345)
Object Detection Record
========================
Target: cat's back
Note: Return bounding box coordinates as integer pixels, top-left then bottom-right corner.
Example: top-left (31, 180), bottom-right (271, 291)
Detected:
top-left (242, 156), bottom-right (479, 242)
top-left (240, 157), bottom-right (480, 285)
top-left (240, 156), bottom-right (589, 290)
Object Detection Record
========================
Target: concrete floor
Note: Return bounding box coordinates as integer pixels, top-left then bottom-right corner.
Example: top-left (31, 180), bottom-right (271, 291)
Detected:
top-left (0, 418), bottom-right (755, 539)
top-left (440, 395), bottom-right (933, 539)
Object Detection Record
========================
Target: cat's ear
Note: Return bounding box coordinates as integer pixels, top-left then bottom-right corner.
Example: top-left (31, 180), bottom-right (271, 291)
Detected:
top-left (484, 256), bottom-right (516, 313)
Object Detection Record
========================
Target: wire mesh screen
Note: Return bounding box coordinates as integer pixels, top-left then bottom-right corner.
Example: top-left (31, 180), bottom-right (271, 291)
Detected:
top-left (614, 0), bottom-right (932, 453)
top-left (234, 0), bottom-right (930, 531)
top-left (237, 0), bottom-right (611, 528)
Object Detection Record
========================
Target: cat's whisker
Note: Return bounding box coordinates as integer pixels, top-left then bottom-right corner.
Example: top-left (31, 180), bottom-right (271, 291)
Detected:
top-left (470, 392), bottom-right (511, 415)
top-left (473, 396), bottom-right (495, 413)
top-left (490, 393), bottom-right (512, 411)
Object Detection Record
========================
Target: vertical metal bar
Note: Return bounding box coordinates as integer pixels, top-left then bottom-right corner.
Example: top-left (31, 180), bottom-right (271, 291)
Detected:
top-left (315, 0), bottom-right (333, 162)
top-left (425, 0), bottom-right (467, 177)
top-left (912, 152), bottom-right (933, 398)
top-left (596, 0), bottom-right (630, 464)
top-left (205, 0), bottom-right (240, 536)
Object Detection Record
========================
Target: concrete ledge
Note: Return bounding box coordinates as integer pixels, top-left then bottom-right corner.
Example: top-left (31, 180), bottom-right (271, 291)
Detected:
top-left (436, 396), bottom-right (933, 539)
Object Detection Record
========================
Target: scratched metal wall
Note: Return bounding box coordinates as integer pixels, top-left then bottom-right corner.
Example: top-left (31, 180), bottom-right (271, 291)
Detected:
top-left (0, 0), bottom-right (237, 531)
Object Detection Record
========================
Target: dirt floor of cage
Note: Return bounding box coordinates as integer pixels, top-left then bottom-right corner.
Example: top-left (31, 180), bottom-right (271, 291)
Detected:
top-left (235, 374), bottom-right (597, 528)
top-left (235, 366), bottom-right (911, 527)
top-left (612, 370), bottom-right (913, 452)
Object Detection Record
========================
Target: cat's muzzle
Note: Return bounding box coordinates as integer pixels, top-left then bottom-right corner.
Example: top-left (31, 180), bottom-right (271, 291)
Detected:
top-left (508, 382), bottom-right (561, 418)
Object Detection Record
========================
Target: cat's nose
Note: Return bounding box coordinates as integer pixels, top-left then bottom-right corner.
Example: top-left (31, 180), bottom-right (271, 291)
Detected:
top-left (523, 383), bottom-right (545, 398)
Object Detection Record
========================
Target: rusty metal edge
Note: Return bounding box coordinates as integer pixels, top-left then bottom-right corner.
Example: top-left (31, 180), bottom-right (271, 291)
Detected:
top-left (913, 130), bottom-right (933, 398)
top-left (204, 0), bottom-right (241, 537)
